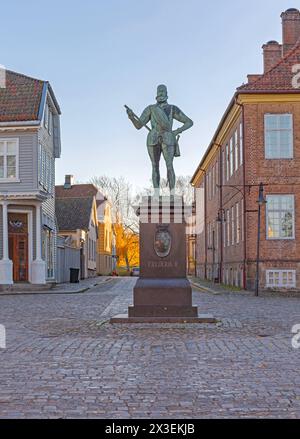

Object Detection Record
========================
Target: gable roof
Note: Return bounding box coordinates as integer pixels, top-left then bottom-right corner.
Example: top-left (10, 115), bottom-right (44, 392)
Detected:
top-left (55, 197), bottom-right (94, 231)
top-left (238, 42), bottom-right (300, 93)
top-left (55, 184), bottom-right (98, 199)
top-left (191, 42), bottom-right (300, 185)
top-left (55, 183), bottom-right (108, 207)
top-left (0, 69), bottom-right (60, 123)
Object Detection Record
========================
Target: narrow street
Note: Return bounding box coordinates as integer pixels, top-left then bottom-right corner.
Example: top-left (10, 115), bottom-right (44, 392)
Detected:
top-left (0, 278), bottom-right (299, 418)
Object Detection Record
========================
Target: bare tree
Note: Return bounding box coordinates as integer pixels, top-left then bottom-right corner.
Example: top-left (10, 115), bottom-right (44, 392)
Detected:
top-left (134, 175), bottom-right (194, 206)
top-left (90, 175), bottom-right (139, 271)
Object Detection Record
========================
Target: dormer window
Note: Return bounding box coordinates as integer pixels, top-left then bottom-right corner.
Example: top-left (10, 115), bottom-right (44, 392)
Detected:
top-left (0, 139), bottom-right (19, 181)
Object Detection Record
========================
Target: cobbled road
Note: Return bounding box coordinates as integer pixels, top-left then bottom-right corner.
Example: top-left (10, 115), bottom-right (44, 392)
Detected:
top-left (0, 277), bottom-right (299, 419)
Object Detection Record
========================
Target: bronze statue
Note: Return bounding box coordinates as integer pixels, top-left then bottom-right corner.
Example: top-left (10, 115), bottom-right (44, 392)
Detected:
top-left (125, 84), bottom-right (193, 192)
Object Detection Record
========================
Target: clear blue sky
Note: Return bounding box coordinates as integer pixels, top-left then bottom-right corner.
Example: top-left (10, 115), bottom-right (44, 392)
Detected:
top-left (0, 0), bottom-right (292, 191)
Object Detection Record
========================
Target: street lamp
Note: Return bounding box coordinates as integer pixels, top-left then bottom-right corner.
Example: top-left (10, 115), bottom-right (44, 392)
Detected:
top-left (255, 183), bottom-right (267, 296)
top-left (216, 208), bottom-right (226, 223)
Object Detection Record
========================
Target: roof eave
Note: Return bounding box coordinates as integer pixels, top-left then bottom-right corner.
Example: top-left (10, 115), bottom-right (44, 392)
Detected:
top-left (190, 92), bottom-right (238, 185)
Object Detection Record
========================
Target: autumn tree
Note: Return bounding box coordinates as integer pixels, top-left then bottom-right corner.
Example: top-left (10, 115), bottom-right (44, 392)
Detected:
top-left (90, 176), bottom-right (139, 271)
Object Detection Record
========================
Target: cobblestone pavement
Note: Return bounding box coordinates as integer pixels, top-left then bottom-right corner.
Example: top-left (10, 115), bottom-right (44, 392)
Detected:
top-left (0, 277), bottom-right (299, 419)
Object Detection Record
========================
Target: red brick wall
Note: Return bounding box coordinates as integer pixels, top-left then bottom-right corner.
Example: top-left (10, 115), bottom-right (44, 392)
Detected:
top-left (244, 102), bottom-right (300, 289)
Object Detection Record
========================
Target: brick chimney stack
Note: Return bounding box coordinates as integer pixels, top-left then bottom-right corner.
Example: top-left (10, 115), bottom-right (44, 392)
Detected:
top-left (262, 40), bottom-right (282, 72)
top-left (64, 175), bottom-right (74, 189)
top-left (281, 8), bottom-right (300, 56)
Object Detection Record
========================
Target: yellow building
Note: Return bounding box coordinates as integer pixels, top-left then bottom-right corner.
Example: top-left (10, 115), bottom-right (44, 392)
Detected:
top-left (96, 198), bottom-right (115, 275)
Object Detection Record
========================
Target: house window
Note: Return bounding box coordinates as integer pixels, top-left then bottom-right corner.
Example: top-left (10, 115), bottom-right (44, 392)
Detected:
top-left (226, 144), bottom-right (229, 181)
top-left (229, 138), bottom-right (234, 177)
top-left (236, 202), bottom-right (240, 244)
top-left (234, 129), bottom-right (239, 171)
top-left (231, 205), bottom-right (235, 245)
top-left (48, 110), bottom-right (53, 135)
top-left (226, 209), bottom-right (230, 246)
top-left (222, 149), bottom-right (226, 183)
top-left (264, 114), bottom-right (293, 159)
top-left (0, 139), bottom-right (19, 180)
top-left (266, 270), bottom-right (296, 288)
top-left (267, 195), bottom-right (295, 239)
top-left (39, 144), bottom-right (54, 193)
top-left (241, 199), bottom-right (244, 241)
top-left (239, 122), bottom-right (243, 166)
top-left (44, 103), bottom-right (49, 130)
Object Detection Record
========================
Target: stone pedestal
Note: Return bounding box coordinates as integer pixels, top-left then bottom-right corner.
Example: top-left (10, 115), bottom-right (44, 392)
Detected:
top-left (111, 196), bottom-right (216, 324)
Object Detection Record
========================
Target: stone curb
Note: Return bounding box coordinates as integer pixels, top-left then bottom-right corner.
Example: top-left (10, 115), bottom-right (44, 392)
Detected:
top-left (0, 278), bottom-right (114, 296)
top-left (189, 281), bottom-right (221, 295)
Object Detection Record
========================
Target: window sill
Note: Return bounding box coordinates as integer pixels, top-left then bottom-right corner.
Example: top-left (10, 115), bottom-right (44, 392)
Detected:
top-left (0, 178), bottom-right (20, 183)
top-left (266, 237), bottom-right (295, 241)
top-left (265, 157), bottom-right (294, 160)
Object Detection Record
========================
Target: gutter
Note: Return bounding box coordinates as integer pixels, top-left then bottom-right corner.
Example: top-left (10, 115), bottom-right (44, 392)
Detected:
top-left (0, 120), bottom-right (40, 127)
top-left (191, 93), bottom-right (237, 185)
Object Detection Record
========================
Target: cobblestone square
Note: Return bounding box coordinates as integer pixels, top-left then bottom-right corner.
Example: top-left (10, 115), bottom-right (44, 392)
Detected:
top-left (0, 278), bottom-right (299, 418)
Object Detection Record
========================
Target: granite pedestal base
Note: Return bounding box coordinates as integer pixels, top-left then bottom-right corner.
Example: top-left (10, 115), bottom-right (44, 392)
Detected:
top-left (110, 196), bottom-right (216, 324)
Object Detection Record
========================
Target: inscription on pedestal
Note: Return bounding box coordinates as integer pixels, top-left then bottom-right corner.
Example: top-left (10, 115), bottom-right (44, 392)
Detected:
top-left (147, 261), bottom-right (178, 268)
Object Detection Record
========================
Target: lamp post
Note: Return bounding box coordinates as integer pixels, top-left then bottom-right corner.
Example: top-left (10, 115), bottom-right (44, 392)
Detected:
top-left (255, 183), bottom-right (267, 296)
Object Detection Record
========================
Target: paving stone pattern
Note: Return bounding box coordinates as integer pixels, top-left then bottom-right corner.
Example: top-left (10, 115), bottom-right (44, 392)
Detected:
top-left (0, 278), bottom-right (299, 418)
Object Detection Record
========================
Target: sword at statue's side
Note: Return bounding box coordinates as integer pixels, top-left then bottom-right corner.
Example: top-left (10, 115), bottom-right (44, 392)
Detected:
top-left (124, 105), bottom-right (151, 132)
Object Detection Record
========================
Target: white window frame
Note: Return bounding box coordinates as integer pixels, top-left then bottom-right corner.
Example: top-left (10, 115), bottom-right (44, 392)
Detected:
top-left (234, 129), bottom-right (239, 171)
top-left (0, 138), bottom-right (19, 182)
top-left (231, 205), bottom-right (235, 245)
top-left (229, 138), bottom-right (233, 177)
top-left (226, 209), bottom-right (230, 246)
top-left (266, 195), bottom-right (295, 240)
top-left (48, 110), bottom-right (53, 135)
top-left (264, 114), bottom-right (293, 159)
top-left (44, 103), bottom-right (49, 130)
top-left (236, 202), bottom-right (240, 244)
top-left (239, 122), bottom-right (243, 166)
top-left (266, 270), bottom-right (296, 288)
top-left (226, 144), bottom-right (229, 181)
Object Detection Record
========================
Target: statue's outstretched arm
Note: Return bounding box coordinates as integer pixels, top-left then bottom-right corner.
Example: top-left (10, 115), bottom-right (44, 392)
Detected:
top-left (127, 106), bottom-right (151, 130)
top-left (173, 107), bottom-right (193, 135)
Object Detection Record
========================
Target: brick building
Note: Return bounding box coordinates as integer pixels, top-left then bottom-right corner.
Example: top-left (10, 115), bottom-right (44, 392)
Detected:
top-left (191, 8), bottom-right (300, 291)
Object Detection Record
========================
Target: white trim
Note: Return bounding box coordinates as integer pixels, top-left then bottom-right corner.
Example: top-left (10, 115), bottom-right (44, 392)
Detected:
top-left (0, 137), bottom-right (19, 181)
top-left (264, 113), bottom-right (294, 159)
top-left (266, 194), bottom-right (295, 240)
top-left (0, 121), bottom-right (40, 127)
top-left (0, 178), bottom-right (20, 183)
top-left (7, 208), bottom-right (33, 283)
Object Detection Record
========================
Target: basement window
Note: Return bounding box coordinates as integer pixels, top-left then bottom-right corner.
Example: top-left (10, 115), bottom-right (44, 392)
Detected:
top-left (266, 270), bottom-right (296, 288)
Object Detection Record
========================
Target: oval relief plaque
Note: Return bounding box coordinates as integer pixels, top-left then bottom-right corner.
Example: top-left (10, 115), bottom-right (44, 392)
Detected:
top-left (154, 225), bottom-right (171, 258)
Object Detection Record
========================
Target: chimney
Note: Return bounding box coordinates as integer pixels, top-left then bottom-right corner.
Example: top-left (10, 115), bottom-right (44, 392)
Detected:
top-left (262, 41), bottom-right (282, 72)
top-left (64, 174), bottom-right (74, 189)
top-left (247, 74), bottom-right (262, 84)
top-left (281, 8), bottom-right (300, 56)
